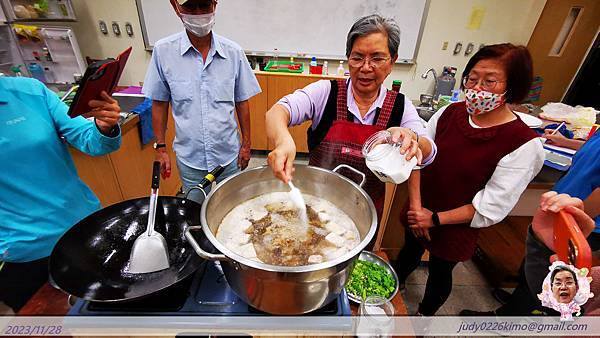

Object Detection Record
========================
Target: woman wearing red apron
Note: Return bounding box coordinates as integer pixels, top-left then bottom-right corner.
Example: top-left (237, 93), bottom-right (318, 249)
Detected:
top-left (395, 44), bottom-right (546, 315)
top-left (265, 14), bottom-right (436, 221)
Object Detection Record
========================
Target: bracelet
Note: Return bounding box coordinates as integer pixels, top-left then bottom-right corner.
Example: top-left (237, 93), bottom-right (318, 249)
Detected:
top-left (410, 129), bottom-right (419, 143)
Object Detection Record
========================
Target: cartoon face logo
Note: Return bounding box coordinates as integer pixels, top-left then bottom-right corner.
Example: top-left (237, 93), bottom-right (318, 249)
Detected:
top-left (551, 269), bottom-right (578, 304)
top-left (538, 261), bottom-right (594, 321)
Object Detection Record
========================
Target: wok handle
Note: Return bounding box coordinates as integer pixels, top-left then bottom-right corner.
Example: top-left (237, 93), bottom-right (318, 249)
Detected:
top-left (184, 226), bottom-right (228, 261)
top-left (151, 161), bottom-right (161, 189)
top-left (333, 164), bottom-right (366, 188)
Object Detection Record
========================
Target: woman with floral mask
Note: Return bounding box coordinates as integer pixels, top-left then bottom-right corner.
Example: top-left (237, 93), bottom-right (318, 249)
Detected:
top-left (394, 43), bottom-right (545, 316)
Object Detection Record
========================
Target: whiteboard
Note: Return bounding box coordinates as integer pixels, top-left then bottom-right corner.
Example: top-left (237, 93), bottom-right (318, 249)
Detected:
top-left (136, 0), bottom-right (428, 63)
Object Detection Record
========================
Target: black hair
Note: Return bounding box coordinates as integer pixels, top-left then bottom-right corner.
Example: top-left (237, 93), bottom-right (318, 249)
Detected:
top-left (551, 266), bottom-right (579, 289)
top-left (461, 43), bottom-right (533, 103)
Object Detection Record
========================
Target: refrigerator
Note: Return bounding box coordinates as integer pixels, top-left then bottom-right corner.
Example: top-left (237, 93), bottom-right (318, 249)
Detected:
top-left (0, 0), bottom-right (84, 83)
top-left (0, 4), bottom-right (28, 76)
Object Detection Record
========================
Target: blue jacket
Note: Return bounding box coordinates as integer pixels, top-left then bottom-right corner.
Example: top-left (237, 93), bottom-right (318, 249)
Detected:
top-left (0, 77), bottom-right (121, 262)
top-left (554, 131), bottom-right (600, 233)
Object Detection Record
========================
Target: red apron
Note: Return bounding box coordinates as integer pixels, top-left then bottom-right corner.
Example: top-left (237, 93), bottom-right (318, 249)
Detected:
top-left (308, 80), bottom-right (399, 220)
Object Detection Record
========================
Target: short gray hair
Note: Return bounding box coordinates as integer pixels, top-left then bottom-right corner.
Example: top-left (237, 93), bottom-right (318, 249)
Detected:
top-left (346, 14), bottom-right (400, 58)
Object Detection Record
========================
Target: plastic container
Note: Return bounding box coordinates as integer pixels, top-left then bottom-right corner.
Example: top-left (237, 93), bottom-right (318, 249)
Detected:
top-left (362, 130), bottom-right (418, 184)
top-left (450, 89), bottom-right (460, 102)
top-left (310, 56), bottom-right (317, 67)
top-left (264, 60), bottom-right (304, 73)
top-left (436, 72), bottom-right (456, 97)
top-left (323, 61), bottom-right (328, 75)
top-left (436, 95), bottom-right (451, 110)
top-left (309, 64), bottom-right (323, 75)
top-left (392, 80), bottom-right (402, 92)
top-left (337, 61), bottom-right (345, 76)
top-left (28, 63), bottom-right (46, 82)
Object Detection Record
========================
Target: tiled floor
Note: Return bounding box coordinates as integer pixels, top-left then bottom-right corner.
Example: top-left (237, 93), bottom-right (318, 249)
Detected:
top-left (402, 260), bottom-right (508, 315)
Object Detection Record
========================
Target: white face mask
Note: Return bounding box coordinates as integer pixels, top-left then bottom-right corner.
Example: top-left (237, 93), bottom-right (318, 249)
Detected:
top-left (180, 12), bottom-right (215, 37)
top-left (464, 88), bottom-right (506, 116)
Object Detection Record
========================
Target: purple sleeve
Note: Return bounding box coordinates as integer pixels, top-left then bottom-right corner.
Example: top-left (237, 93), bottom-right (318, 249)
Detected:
top-left (400, 100), bottom-right (437, 166)
top-left (276, 80), bottom-right (331, 129)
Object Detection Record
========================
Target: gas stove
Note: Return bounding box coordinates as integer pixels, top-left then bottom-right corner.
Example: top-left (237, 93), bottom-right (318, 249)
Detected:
top-left (68, 261), bottom-right (352, 316)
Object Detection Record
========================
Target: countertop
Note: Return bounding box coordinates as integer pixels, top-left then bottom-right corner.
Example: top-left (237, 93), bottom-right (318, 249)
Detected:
top-left (530, 165), bottom-right (564, 189)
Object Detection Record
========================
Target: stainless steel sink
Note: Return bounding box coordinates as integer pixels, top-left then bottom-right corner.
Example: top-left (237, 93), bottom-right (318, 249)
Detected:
top-left (416, 106), bottom-right (436, 121)
top-left (113, 95), bottom-right (146, 113)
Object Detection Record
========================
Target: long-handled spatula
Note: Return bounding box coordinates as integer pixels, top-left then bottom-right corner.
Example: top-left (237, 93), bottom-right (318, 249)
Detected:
top-left (128, 161), bottom-right (170, 273)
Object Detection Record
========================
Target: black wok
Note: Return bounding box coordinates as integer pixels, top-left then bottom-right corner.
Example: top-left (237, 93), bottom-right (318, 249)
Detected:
top-left (49, 195), bottom-right (215, 302)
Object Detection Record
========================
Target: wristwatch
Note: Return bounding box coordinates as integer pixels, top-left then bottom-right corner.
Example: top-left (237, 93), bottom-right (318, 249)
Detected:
top-left (431, 212), bottom-right (441, 227)
top-left (153, 142), bottom-right (166, 150)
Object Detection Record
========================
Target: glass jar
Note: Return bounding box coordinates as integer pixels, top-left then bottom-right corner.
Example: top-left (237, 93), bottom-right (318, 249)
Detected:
top-left (357, 295), bottom-right (395, 337)
top-left (362, 130), bottom-right (417, 184)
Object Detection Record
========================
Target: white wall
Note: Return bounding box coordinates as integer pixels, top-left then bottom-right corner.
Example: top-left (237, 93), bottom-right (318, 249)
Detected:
top-left (70, 0), bottom-right (547, 100)
top-left (387, 0), bottom-right (547, 100)
top-left (70, 0), bottom-right (151, 86)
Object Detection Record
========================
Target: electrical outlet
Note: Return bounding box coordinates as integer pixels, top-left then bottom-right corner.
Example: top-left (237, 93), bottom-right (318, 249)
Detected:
top-left (453, 42), bottom-right (463, 55)
top-left (442, 41), bottom-right (448, 50)
top-left (99, 20), bottom-right (108, 35)
top-left (464, 43), bottom-right (475, 56)
top-left (112, 22), bottom-right (121, 36)
top-left (125, 22), bottom-right (134, 37)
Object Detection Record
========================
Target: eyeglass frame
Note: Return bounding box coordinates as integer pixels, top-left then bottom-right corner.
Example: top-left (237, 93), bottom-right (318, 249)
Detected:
top-left (462, 76), bottom-right (506, 91)
top-left (348, 54), bottom-right (392, 69)
top-left (552, 280), bottom-right (577, 288)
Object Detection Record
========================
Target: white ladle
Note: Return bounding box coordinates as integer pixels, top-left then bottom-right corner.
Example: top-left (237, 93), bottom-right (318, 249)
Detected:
top-left (288, 181), bottom-right (308, 225)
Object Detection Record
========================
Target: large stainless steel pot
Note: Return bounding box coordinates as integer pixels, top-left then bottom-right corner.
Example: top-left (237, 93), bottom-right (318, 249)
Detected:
top-left (184, 164), bottom-right (377, 314)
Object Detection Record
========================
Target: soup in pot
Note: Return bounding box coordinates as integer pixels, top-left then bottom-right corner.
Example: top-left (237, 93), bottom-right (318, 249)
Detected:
top-left (216, 192), bottom-right (360, 266)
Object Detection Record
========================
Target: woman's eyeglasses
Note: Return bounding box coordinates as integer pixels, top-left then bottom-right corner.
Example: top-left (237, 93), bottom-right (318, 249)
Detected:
top-left (462, 76), bottom-right (504, 91)
top-left (348, 55), bottom-right (391, 68)
top-left (553, 280), bottom-right (576, 288)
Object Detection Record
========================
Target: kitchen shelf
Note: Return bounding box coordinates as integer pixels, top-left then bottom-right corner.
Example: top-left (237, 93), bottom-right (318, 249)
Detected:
top-left (9, 18), bottom-right (76, 22)
top-left (2, 0), bottom-right (77, 21)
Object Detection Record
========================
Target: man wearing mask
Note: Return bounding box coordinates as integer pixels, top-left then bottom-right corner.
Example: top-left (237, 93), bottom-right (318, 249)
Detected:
top-left (143, 0), bottom-right (261, 202)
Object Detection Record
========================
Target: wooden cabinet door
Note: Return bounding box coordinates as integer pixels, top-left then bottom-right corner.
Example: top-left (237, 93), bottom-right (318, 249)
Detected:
top-left (266, 75), bottom-right (318, 153)
top-left (109, 114), bottom-right (181, 200)
top-left (290, 77), bottom-right (316, 153)
top-left (69, 149), bottom-right (123, 207)
top-left (527, 0), bottom-right (600, 104)
top-left (249, 74), bottom-right (269, 150)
